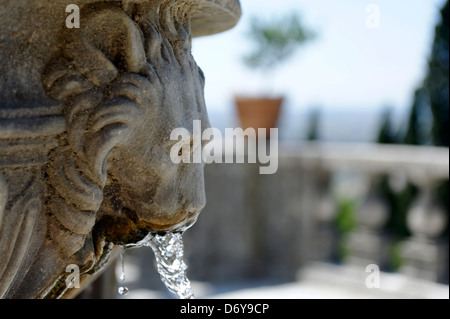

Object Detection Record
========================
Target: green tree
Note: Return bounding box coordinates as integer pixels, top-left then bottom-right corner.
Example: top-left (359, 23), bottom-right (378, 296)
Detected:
top-left (243, 13), bottom-right (315, 72)
top-left (377, 108), bottom-right (398, 144)
top-left (424, 0), bottom-right (449, 147)
top-left (408, 1), bottom-right (449, 222)
top-left (403, 88), bottom-right (432, 145)
top-left (306, 108), bottom-right (321, 141)
top-left (402, 1), bottom-right (449, 147)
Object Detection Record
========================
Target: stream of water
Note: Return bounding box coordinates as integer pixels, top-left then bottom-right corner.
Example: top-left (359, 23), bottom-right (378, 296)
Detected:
top-left (118, 232), bottom-right (195, 299)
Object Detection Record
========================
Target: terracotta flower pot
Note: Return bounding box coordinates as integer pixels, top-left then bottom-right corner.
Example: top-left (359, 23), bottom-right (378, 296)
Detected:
top-left (235, 96), bottom-right (283, 137)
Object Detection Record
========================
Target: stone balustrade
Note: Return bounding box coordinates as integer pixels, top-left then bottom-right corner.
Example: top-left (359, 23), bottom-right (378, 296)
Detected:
top-left (183, 140), bottom-right (449, 285)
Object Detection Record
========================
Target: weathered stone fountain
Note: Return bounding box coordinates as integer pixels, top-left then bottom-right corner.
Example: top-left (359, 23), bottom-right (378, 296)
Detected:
top-left (0, 0), bottom-right (241, 299)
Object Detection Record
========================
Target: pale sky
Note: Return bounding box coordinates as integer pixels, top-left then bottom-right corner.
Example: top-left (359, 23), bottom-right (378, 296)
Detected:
top-left (192, 0), bottom-right (446, 115)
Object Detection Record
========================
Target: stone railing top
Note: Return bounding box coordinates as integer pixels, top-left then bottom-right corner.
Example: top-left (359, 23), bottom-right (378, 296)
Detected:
top-left (213, 138), bottom-right (448, 179)
top-left (280, 142), bottom-right (449, 180)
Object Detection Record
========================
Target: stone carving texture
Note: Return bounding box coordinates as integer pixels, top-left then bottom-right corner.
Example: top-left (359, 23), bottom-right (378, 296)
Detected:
top-left (0, 0), bottom-right (240, 298)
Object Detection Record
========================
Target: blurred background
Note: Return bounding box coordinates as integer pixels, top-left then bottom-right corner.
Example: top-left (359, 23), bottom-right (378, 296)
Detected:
top-left (83, 0), bottom-right (449, 299)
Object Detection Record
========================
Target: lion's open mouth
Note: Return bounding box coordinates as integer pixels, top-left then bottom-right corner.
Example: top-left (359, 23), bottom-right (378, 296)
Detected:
top-left (93, 202), bottom-right (198, 247)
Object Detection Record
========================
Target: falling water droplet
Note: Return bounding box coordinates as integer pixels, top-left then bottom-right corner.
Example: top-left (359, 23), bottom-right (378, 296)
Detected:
top-left (118, 286), bottom-right (129, 296)
top-left (117, 245), bottom-right (129, 296)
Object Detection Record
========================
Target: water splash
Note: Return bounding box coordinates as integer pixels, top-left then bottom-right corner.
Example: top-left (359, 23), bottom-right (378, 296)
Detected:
top-left (118, 232), bottom-right (195, 299)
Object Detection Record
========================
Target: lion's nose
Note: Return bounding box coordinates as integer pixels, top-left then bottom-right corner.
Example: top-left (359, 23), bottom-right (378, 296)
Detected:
top-left (154, 164), bottom-right (206, 217)
top-left (154, 180), bottom-right (206, 218)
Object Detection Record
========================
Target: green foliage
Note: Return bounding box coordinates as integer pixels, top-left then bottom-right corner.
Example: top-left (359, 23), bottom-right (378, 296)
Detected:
top-left (306, 108), bottom-right (321, 141)
top-left (425, 0), bottom-right (449, 147)
top-left (334, 199), bottom-right (357, 261)
top-left (243, 13), bottom-right (315, 72)
top-left (379, 176), bottom-right (415, 239)
top-left (377, 108), bottom-right (399, 144)
top-left (334, 199), bottom-right (357, 234)
top-left (377, 1), bottom-right (448, 147)
top-left (401, 1), bottom-right (449, 147)
top-left (389, 241), bottom-right (404, 271)
top-left (403, 88), bottom-right (433, 145)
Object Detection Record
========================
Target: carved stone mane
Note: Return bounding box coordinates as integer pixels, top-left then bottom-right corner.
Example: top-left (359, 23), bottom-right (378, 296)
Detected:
top-left (0, 0), bottom-right (240, 299)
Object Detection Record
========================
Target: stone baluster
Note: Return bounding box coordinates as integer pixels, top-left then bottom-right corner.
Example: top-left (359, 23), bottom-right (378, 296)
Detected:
top-left (344, 173), bottom-right (391, 268)
top-left (312, 169), bottom-right (339, 262)
top-left (399, 175), bottom-right (448, 282)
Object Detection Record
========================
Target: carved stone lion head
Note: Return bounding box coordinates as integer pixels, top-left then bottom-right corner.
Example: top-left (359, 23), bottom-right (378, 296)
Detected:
top-left (0, 0), bottom-right (240, 298)
top-left (42, 0), bottom-right (211, 267)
